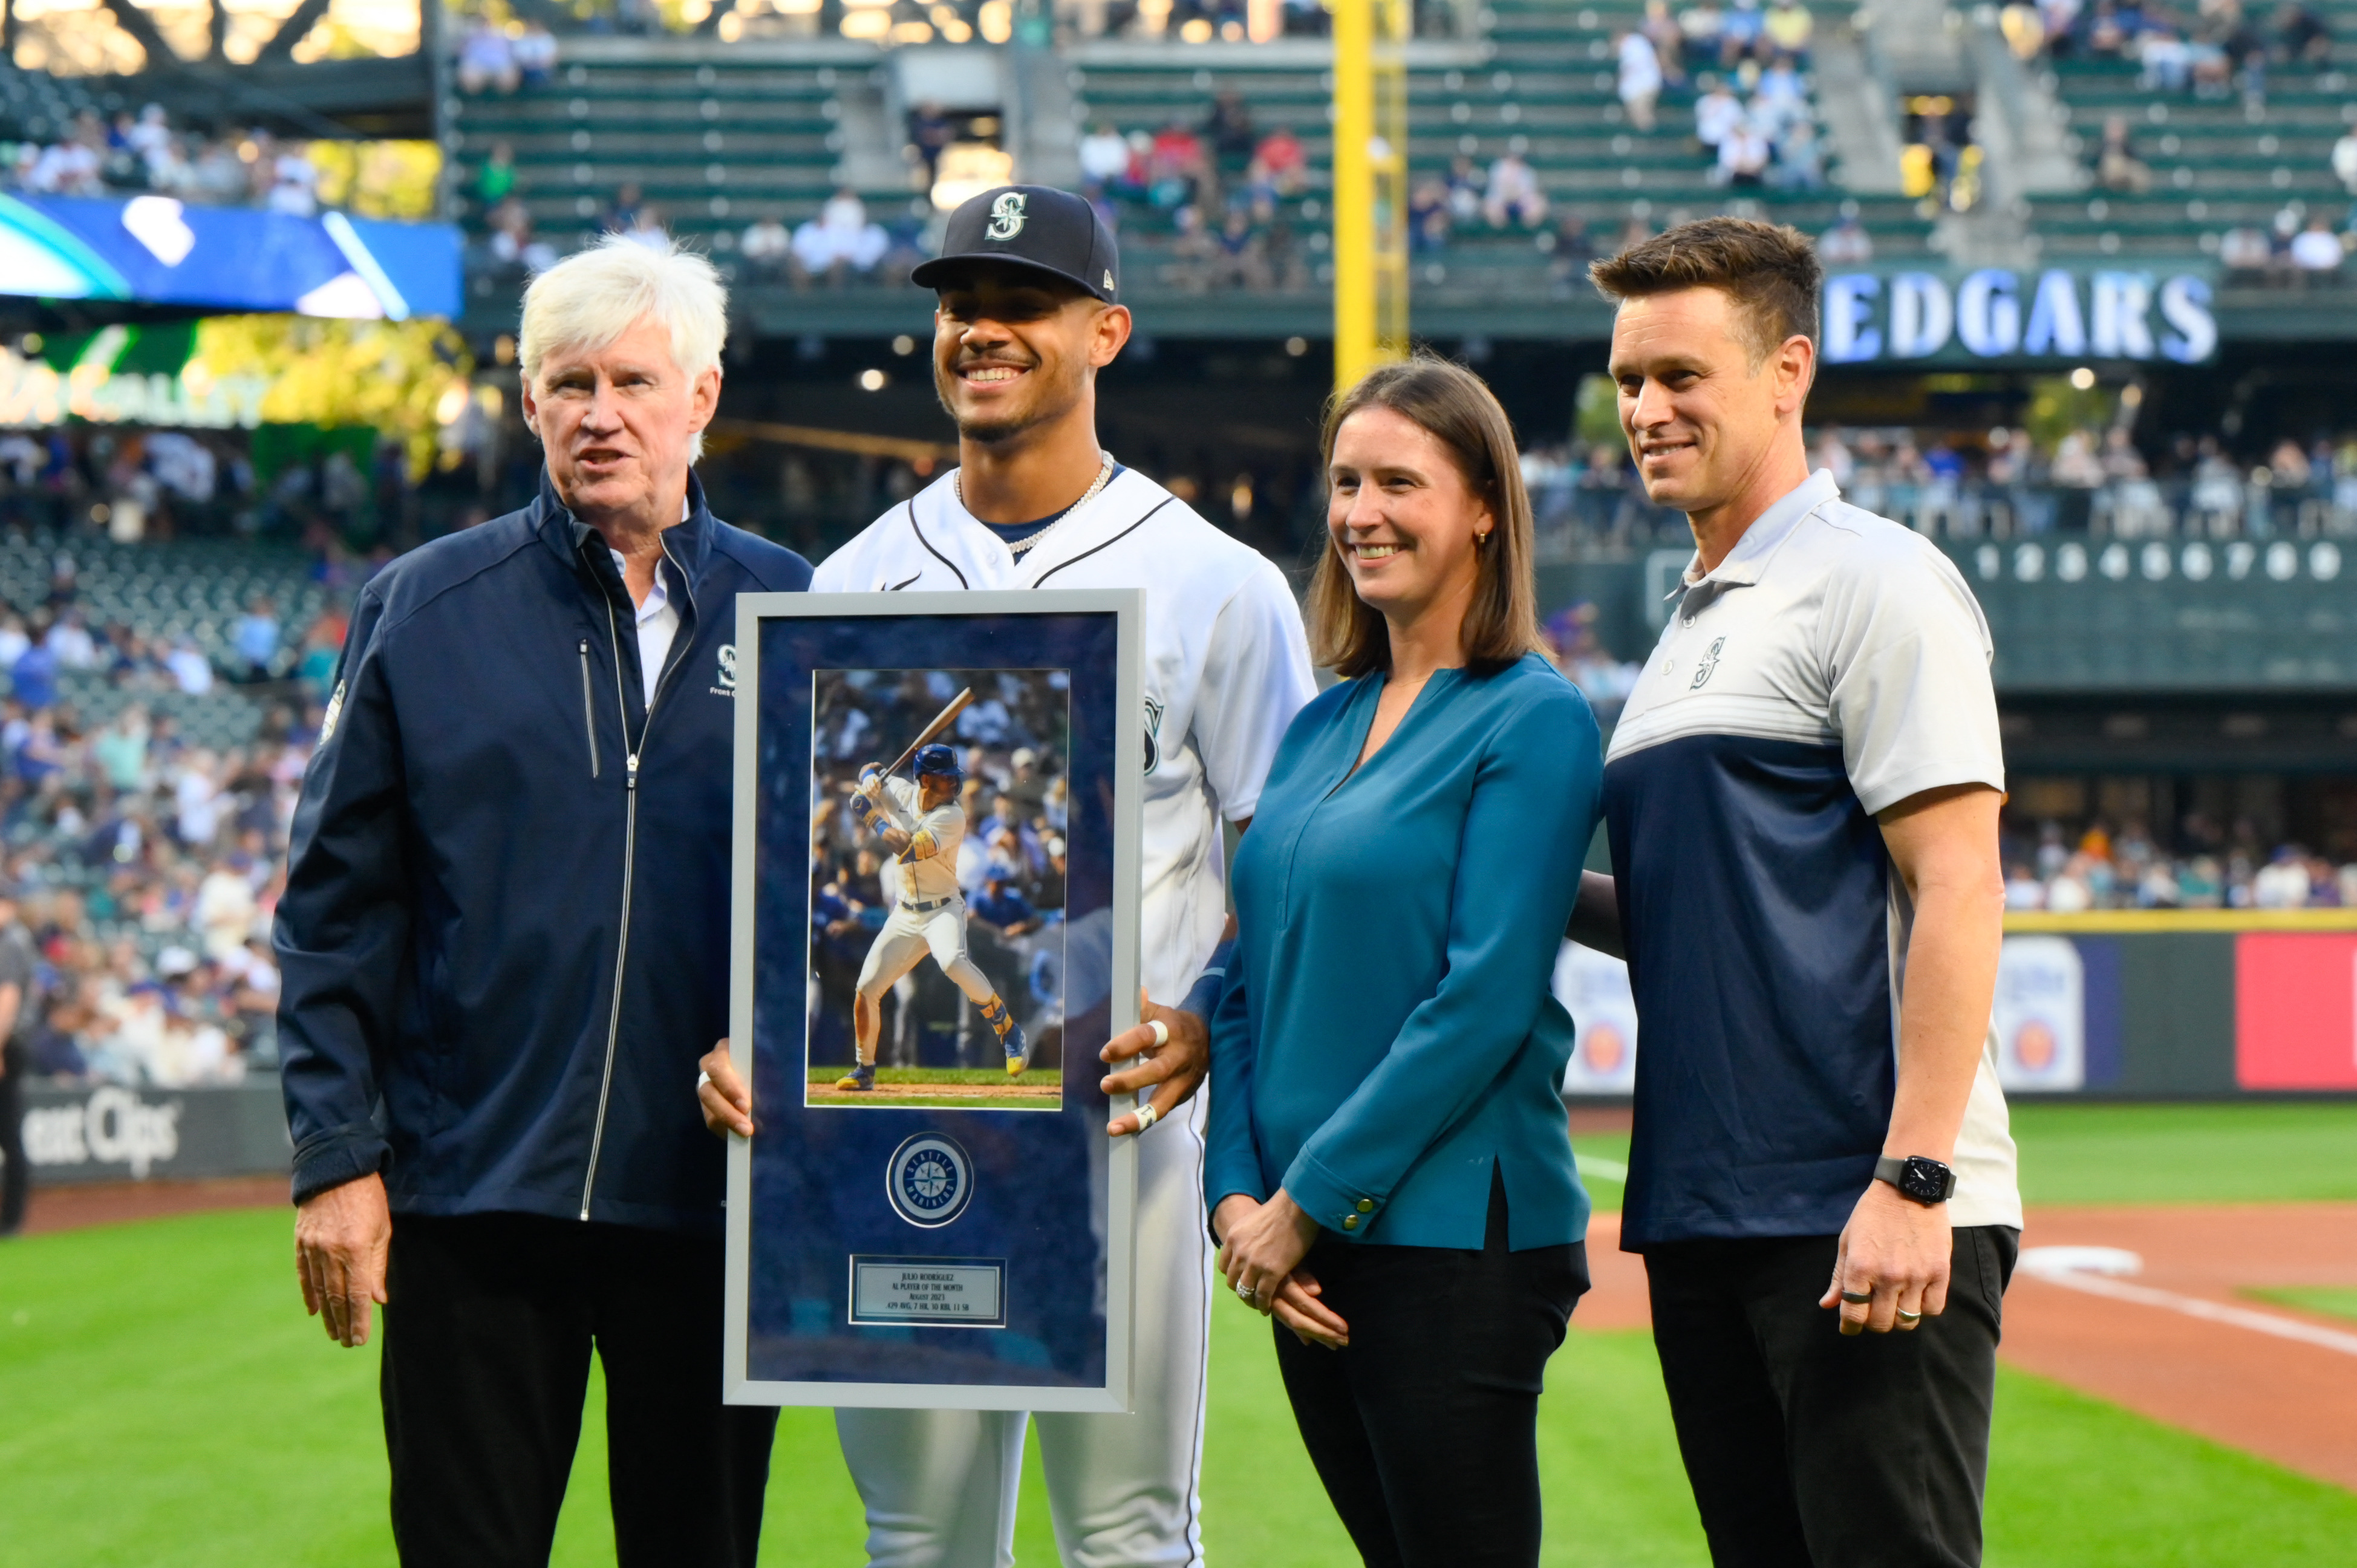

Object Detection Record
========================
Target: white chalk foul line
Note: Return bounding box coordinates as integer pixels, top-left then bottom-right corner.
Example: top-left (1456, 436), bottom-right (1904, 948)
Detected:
top-left (1577, 1155), bottom-right (1629, 1183)
top-left (2026, 1268), bottom-right (2357, 1358)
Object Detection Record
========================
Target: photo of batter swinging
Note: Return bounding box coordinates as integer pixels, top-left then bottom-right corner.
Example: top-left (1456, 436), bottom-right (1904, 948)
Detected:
top-left (807, 666), bottom-right (1069, 1110)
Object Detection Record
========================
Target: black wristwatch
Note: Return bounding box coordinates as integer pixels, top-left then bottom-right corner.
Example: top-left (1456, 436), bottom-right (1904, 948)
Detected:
top-left (1874, 1155), bottom-right (1957, 1206)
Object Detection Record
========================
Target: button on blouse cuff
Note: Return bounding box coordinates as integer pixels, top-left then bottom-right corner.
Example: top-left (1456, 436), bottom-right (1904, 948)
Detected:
top-left (1283, 1150), bottom-right (1378, 1240)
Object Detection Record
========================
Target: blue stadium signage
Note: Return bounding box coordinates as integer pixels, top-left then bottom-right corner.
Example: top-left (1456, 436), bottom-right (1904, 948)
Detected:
top-left (0, 194), bottom-right (460, 320)
top-left (1821, 267), bottom-right (2217, 366)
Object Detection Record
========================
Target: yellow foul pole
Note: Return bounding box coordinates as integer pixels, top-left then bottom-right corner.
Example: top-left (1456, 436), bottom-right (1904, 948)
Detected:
top-left (1331, 0), bottom-right (1407, 393)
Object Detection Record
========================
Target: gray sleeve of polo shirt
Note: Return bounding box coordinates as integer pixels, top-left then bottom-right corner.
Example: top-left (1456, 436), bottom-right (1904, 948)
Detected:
top-left (1820, 533), bottom-right (2007, 817)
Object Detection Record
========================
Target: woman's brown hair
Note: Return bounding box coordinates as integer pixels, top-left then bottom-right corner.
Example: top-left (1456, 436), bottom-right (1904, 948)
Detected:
top-left (1308, 356), bottom-right (1542, 679)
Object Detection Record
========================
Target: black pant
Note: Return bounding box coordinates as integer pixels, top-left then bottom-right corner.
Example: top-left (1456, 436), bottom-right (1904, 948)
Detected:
top-left (0, 1042), bottom-right (26, 1234)
top-left (381, 1212), bottom-right (778, 1568)
top-left (1272, 1173), bottom-right (1589, 1568)
top-left (1644, 1226), bottom-right (2020, 1568)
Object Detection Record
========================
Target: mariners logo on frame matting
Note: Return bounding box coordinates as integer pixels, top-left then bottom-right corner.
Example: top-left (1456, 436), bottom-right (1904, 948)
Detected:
top-left (886, 1133), bottom-right (976, 1228)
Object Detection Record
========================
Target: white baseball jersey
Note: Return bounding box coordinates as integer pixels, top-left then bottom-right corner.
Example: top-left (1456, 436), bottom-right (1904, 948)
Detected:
top-left (816, 466), bottom-right (1315, 1000)
top-left (815, 464), bottom-right (1317, 1568)
top-left (875, 775), bottom-right (965, 904)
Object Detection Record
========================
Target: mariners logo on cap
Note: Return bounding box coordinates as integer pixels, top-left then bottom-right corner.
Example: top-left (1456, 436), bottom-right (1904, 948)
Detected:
top-left (986, 191), bottom-right (1028, 242)
top-left (886, 1133), bottom-right (975, 1228)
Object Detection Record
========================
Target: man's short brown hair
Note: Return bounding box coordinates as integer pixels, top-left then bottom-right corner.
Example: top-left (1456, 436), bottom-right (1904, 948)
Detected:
top-left (1589, 216), bottom-right (1822, 363)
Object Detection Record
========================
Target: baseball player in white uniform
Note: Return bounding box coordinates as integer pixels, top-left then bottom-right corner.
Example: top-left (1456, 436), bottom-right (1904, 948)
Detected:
top-left (721, 184), bottom-right (1313, 1566)
top-left (838, 743), bottom-right (1029, 1090)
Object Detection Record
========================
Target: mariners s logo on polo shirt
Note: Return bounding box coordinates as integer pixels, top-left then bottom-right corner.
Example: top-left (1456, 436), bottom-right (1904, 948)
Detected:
top-left (887, 1133), bottom-right (975, 1228)
top-left (1689, 636), bottom-right (1726, 690)
top-left (986, 192), bottom-right (1027, 241)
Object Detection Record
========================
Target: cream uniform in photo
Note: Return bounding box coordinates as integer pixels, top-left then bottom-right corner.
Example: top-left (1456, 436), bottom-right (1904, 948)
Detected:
top-left (838, 752), bottom-right (1032, 1093)
top-left (813, 463), bottom-right (1316, 1566)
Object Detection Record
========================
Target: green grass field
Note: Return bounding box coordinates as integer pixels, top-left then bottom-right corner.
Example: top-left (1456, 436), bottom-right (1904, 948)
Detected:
top-left (2244, 1286), bottom-right (2357, 1325)
top-left (804, 1065), bottom-right (1061, 1111)
top-left (3, 1103), bottom-right (2354, 1567)
top-left (1572, 1101), bottom-right (2357, 1214)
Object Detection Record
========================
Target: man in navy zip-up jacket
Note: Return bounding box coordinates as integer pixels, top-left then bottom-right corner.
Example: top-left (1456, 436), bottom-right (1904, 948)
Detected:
top-left (275, 238), bottom-right (809, 1568)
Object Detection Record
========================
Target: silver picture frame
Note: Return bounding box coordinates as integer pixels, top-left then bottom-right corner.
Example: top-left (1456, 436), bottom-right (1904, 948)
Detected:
top-left (723, 589), bottom-right (1144, 1411)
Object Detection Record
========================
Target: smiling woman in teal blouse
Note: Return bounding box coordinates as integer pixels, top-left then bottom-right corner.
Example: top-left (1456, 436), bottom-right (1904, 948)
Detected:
top-left (1205, 359), bottom-right (1604, 1568)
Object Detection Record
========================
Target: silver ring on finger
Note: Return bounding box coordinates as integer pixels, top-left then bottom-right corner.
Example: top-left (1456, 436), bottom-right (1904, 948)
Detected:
top-left (1896, 1309), bottom-right (1923, 1324)
top-left (1235, 1283), bottom-right (1255, 1302)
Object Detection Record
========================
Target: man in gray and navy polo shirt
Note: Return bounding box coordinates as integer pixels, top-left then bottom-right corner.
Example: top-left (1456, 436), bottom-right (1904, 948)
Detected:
top-left (1575, 218), bottom-right (2020, 1568)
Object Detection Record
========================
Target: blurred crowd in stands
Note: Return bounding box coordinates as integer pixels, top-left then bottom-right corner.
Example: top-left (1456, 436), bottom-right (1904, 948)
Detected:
top-left (447, 0), bottom-right (1473, 49)
top-left (1540, 602), bottom-right (1648, 720)
top-left (2215, 195), bottom-right (2357, 284)
top-left (0, 425), bottom-right (428, 568)
top-left (1810, 421), bottom-right (2357, 537)
top-left (454, 15), bottom-right (562, 94)
top-left (3, 102), bottom-right (327, 213)
top-left (2001, 0), bottom-right (2333, 100)
top-left (2004, 819), bottom-right (2357, 909)
top-left (1511, 414), bottom-right (2357, 548)
top-left (0, 594), bottom-right (338, 1090)
top-left (1078, 91), bottom-right (1323, 291)
top-left (1613, 0), bottom-right (1827, 189)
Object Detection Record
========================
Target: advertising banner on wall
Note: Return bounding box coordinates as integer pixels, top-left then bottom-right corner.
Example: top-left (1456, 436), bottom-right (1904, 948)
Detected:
top-left (1554, 942), bottom-right (1640, 1096)
top-left (2235, 933), bottom-right (2357, 1090)
top-left (1990, 935), bottom-right (2087, 1091)
top-left (1556, 917), bottom-right (2357, 1102)
top-left (10, 1081), bottom-right (289, 1185)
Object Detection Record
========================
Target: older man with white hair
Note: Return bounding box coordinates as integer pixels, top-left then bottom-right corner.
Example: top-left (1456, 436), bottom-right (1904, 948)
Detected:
top-left (275, 236), bottom-right (810, 1567)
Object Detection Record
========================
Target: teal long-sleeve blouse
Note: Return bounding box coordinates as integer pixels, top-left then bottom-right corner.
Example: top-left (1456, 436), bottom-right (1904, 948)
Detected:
top-left (1205, 651), bottom-right (1605, 1251)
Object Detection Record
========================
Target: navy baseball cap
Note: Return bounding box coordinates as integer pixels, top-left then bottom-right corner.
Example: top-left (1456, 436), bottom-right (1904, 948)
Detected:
top-left (914, 743), bottom-right (964, 780)
top-left (911, 185), bottom-right (1121, 303)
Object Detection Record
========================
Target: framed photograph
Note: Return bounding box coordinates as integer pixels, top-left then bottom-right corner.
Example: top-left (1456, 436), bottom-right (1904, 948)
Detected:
top-left (723, 590), bottom-right (1144, 1412)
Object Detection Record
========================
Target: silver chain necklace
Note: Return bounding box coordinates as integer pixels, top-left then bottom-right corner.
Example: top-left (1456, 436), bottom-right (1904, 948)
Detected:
top-left (957, 452), bottom-right (1116, 557)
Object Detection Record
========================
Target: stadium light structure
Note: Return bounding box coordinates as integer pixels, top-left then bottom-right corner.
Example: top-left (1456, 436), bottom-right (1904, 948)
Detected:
top-left (1330, 0), bottom-right (1409, 392)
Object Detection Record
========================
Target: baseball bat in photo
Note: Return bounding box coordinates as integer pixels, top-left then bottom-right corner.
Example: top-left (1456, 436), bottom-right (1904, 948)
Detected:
top-left (882, 687), bottom-right (974, 777)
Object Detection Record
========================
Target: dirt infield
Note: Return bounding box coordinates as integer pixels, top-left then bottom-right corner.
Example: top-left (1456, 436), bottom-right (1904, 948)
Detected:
top-left (20, 1175), bottom-right (287, 1237)
top-left (1574, 1203), bottom-right (2357, 1492)
top-left (2001, 1203), bottom-right (2357, 1490)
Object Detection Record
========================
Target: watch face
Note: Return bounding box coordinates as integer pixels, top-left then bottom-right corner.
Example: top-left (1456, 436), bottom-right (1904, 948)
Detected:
top-left (1903, 1157), bottom-right (1952, 1203)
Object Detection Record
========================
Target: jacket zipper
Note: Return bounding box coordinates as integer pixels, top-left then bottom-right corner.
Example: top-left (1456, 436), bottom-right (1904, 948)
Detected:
top-left (578, 638), bottom-right (600, 779)
top-left (578, 538), bottom-right (698, 1222)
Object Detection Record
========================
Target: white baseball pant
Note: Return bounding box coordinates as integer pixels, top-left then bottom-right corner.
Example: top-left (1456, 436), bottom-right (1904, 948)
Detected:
top-left (833, 1091), bottom-right (1214, 1568)
top-left (858, 899), bottom-right (998, 1011)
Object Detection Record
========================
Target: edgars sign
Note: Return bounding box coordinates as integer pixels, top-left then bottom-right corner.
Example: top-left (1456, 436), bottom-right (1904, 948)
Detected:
top-left (1822, 268), bottom-right (2217, 365)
